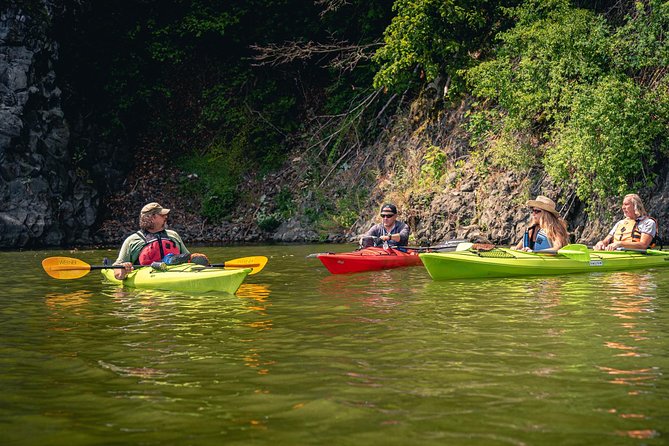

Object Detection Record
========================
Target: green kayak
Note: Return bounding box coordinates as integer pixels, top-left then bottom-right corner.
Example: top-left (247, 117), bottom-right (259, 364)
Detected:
top-left (420, 245), bottom-right (669, 280)
top-left (101, 263), bottom-right (251, 293)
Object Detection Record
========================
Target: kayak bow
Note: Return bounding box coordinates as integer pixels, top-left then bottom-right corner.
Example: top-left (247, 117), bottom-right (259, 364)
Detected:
top-left (317, 246), bottom-right (423, 274)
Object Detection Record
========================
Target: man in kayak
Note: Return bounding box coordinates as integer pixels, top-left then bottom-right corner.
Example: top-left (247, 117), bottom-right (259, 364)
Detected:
top-left (594, 194), bottom-right (658, 251)
top-left (513, 195), bottom-right (569, 252)
top-left (112, 202), bottom-right (206, 279)
top-left (360, 203), bottom-right (410, 248)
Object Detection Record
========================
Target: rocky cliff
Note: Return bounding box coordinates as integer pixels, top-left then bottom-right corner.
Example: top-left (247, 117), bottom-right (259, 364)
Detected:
top-left (0, 2), bottom-right (98, 248)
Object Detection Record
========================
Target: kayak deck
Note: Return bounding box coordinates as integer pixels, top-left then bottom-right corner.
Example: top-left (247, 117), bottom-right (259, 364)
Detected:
top-left (101, 263), bottom-right (251, 293)
top-left (317, 247), bottom-right (423, 274)
top-left (420, 248), bottom-right (669, 280)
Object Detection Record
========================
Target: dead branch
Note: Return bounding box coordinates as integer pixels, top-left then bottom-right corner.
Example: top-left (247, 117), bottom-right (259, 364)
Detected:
top-left (250, 40), bottom-right (382, 72)
top-left (315, 0), bottom-right (351, 17)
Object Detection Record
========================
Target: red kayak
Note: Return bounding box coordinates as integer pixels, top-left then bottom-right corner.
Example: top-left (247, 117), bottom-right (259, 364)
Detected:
top-left (316, 247), bottom-right (423, 274)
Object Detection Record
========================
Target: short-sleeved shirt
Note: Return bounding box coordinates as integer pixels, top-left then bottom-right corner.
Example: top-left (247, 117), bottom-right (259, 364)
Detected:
top-left (363, 221), bottom-right (410, 247)
top-left (114, 229), bottom-right (189, 265)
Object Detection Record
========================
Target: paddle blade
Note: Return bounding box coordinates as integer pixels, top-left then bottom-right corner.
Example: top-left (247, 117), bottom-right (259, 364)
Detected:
top-left (42, 257), bottom-right (92, 279)
top-left (455, 242), bottom-right (474, 252)
top-left (222, 256), bottom-right (268, 275)
top-left (557, 244), bottom-right (591, 262)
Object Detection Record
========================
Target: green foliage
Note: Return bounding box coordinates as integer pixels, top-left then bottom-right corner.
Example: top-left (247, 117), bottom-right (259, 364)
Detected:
top-left (546, 75), bottom-right (663, 201)
top-left (330, 186), bottom-right (368, 230)
top-left (275, 188), bottom-right (296, 220)
top-left (419, 145), bottom-right (448, 186)
top-left (611, 0), bottom-right (669, 72)
top-left (373, 0), bottom-right (515, 94)
top-left (181, 137), bottom-right (247, 222)
top-left (464, 0), bottom-right (668, 206)
top-left (466, 0), bottom-right (611, 130)
top-left (199, 75), bottom-right (297, 174)
top-left (256, 212), bottom-right (282, 232)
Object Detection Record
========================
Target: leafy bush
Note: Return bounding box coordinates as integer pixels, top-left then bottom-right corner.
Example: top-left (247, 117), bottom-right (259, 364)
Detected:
top-left (256, 212), bottom-right (282, 232)
top-left (466, 0), bottom-right (611, 131)
top-left (181, 137), bottom-right (246, 222)
top-left (546, 75), bottom-right (663, 201)
top-left (465, 0), bottom-right (668, 206)
top-left (419, 145), bottom-right (448, 186)
top-left (373, 0), bottom-right (514, 95)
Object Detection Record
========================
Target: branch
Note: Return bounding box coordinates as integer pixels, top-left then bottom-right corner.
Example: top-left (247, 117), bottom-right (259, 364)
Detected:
top-left (315, 0), bottom-right (351, 17)
top-left (250, 40), bottom-right (382, 72)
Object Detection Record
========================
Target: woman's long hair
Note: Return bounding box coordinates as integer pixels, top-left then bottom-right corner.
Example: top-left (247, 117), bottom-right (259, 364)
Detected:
top-left (539, 211), bottom-right (569, 249)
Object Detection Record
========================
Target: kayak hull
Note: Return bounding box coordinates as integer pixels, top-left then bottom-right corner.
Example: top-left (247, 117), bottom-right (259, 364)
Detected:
top-left (420, 248), bottom-right (669, 280)
top-left (317, 247), bottom-right (423, 274)
top-left (101, 264), bottom-right (251, 293)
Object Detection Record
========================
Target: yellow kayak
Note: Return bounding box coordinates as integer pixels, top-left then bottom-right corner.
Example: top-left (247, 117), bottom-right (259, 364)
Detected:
top-left (101, 263), bottom-right (251, 293)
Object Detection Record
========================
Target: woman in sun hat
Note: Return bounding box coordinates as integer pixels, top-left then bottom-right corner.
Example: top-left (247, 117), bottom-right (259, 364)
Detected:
top-left (513, 195), bottom-right (569, 252)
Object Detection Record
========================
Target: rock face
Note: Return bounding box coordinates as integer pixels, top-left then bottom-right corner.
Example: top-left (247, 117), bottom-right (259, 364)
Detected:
top-left (0, 2), bottom-right (97, 248)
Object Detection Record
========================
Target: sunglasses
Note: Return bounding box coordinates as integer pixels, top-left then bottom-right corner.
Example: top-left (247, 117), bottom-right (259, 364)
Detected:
top-left (380, 213), bottom-right (396, 218)
top-left (531, 208), bottom-right (542, 214)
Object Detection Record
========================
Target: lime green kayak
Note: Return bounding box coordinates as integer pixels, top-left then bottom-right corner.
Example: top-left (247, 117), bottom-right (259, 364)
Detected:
top-left (420, 247), bottom-right (669, 280)
top-left (101, 263), bottom-right (251, 293)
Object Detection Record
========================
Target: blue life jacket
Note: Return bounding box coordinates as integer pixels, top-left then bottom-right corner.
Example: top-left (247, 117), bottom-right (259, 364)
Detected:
top-left (523, 225), bottom-right (552, 251)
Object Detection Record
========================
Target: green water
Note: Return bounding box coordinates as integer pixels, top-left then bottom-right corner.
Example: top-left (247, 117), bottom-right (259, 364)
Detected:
top-left (1, 244), bottom-right (669, 445)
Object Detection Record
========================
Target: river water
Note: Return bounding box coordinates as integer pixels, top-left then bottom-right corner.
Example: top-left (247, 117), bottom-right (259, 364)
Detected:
top-left (1, 244), bottom-right (668, 445)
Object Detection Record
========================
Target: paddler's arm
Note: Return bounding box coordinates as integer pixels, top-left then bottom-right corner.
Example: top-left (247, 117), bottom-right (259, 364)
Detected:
top-left (382, 222), bottom-right (410, 245)
top-left (113, 262), bottom-right (133, 280)
top-left (603, 233), bottom-right (652, 251)
top-left (113, 236), bottom-right (136, 279)
top-left (594, 235), bottom-right (613, 251)
top-left (381, 232), bottom-right (403, 243)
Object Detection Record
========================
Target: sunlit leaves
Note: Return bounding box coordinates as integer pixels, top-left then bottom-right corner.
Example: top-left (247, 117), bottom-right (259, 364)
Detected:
top-left (464, 0), bottom-right (668, 207)
top-left (373, 0), bottom-right (513, 94)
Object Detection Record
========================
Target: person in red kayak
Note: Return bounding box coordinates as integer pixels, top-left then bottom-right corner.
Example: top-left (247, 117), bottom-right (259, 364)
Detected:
top-left (593, 194), bottom-right (658, 251)
top-left (360, 203), bottom-right (410, 248)
top-left (112, 202), bottom-right (207, 279)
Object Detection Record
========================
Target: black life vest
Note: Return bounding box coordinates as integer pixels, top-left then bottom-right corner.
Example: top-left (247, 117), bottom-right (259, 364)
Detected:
top-left (136, 230), bottom-right (181, 265)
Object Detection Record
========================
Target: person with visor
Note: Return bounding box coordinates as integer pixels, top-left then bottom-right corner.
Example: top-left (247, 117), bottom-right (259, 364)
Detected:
top-left (514, 195), bottom-right (569, 252)
top-left (360, 203), bottom-right (410, 249)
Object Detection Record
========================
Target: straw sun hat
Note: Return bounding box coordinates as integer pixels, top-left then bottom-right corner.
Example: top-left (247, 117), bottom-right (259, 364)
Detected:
top-left (526, 195), bottom-right (560, 218)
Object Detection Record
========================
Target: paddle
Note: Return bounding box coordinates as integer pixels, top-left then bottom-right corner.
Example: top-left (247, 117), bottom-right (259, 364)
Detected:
top-left (455, 242), bottom-right (474, 252)
top-left (307, 235), bottom-right (384, 258)
top-left (42, 256), bottom-right (268, 280)
top-left (214, 256), bottom-right (268, 275)
top-left (405, 239), bottom-right (469, 252)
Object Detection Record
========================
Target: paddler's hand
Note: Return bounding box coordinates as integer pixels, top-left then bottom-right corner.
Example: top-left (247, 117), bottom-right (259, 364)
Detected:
top-left (380, 235), bottom-right (390, 241)
top-left (114, 262), bottom-right (133, 280)
top-left (604, 242), bottom-right (620, 251)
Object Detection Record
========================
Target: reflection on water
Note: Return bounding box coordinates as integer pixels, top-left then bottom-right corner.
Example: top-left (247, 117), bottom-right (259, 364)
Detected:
top-left (591, 272), bottom-right (662, 441)
top-left (2, 246), bottom-right (669, 445)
